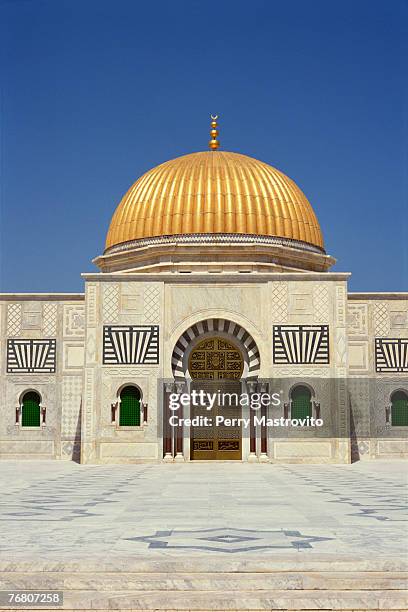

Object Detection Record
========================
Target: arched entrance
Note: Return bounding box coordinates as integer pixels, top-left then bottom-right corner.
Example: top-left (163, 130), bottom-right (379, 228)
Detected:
top-left (165, 318), bottom-right (261, 462)
top-left (171, 318), bottom-right (260, 381)
top-left (189, 336), bottom-right (244, 460)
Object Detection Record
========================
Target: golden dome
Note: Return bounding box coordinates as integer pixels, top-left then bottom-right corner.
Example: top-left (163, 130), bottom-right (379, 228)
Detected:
top-left (105, 151), bottom-right (324, 252)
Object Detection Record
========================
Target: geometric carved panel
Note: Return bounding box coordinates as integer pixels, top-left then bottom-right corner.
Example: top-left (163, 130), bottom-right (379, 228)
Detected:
top-left (389, 309), bottom-right (408, 331)
top-left (374, 303), bottom-right (389, 336)
top-left (273, 325), bottom-right (329, 364)
top-left (7, 304), bottom-right (22, 336)
top-left (289, 292), bottom-right (313, 317)
top-left (270, 282), bottom-right (288, 322)
top-left (347, 304), bottom-right (368, 335)
top-left (21, 309), bottom-right (42, 330)
top-left (313, 285), bottom-right (330, 323)
top-left (375, 338), bottom-right (408, 373)
top-left (121, 284), bottom-right (143, 314)
top-left (63, 343), bottom-right (85, 370)
top-left (336, 286), bottom-right (347, 326)
top-left (103, 284), bottom-right (120, 322)
top-left (61, 376), bottom-right (82, 437)
top-left (86, 284), bottom-right (97, 327)
top-left (43, 303), bottom-right (58, 336)
top-left (348, 341), bottom-right (369, 371)
top-left (7, 339), bottom-right (56, 373)
top-left (63, 305), bottom-right (85, 337)
top-left (103, 325), bottom-right (159, 365)
top-left (143, 285), bottom-right (160, 324)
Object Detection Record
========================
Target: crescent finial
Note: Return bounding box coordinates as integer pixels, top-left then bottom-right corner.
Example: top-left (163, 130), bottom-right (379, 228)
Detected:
top-left (209, 114), bottom-right (220, 150)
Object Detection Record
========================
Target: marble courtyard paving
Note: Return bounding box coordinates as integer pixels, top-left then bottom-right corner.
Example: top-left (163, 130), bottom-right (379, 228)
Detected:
top-left (0, 460), bottom-right (407, 610)
top-left (0, 460), bottom-right (407, 560)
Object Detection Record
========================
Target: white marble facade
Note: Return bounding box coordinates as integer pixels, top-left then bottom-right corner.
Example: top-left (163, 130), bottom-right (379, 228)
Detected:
top-left (0, 295), bottom-right (85, 460)
top-left (1, 276), bottom-right (407, 463)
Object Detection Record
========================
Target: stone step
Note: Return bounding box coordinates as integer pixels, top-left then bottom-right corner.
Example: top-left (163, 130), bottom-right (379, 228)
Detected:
top-left (0, 572), bottom-right (407, 610)
top-left (9, 588), bottom-right (407, 610)
top-left (1, 557), bottom-right (406, 610)
top-left (1, 555), bottom-right (407, 573)
top-left (1, 571), bottom-right (407, 592)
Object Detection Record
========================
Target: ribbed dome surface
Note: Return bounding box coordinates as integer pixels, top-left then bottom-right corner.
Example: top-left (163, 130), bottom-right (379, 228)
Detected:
top-left (105, 151), bottom-right (324, 251)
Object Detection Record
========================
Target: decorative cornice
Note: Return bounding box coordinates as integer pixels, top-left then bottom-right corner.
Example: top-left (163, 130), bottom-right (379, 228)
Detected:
top-left (103, 233), bottom-right (326, 257)
top-left (348, 292), bottom-right (408, 300)
top-left (81, 272), bottom-right (351, 282)
top-left (0, 293), bottom-right (85, 301)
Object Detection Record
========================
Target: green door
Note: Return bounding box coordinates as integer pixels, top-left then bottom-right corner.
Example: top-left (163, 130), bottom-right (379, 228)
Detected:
top-left (22, 392), bottom-right (41, 427)
top-left (291, 386), bottom-right (312, 420)
top-left (119, 386), bottom-right (141, 426)
top-left (391, 391), bottom-right (408, 426)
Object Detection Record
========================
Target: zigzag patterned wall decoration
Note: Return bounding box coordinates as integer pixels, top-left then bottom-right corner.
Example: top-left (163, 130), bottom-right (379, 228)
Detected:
top-left (7, 339), bottom-right (56, 373)
top-left (375, 338), bottom-right (408, 373)
top-left (273, 325), bottom-right (329, 364)
top-left (103, 325), bottom-right (159, 365)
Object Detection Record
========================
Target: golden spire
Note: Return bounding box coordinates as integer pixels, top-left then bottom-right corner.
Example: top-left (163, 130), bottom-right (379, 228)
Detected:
top-left (208, 114), bottom-right (220, 150)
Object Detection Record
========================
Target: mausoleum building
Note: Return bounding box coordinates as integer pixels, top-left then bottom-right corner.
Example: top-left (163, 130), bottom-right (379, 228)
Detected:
top-left (1, 119), bottom-right (407, 463)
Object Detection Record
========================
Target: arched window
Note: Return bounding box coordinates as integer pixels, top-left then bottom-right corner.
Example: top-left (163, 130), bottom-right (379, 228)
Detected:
top-left (21, 391), bottom-right (41, 427)
top-left (391, 390), bottom-right (408, 426)
top-left (119, 386), bottom-right (141, 426)
top-left (291, 385), bottom-right (312, 420)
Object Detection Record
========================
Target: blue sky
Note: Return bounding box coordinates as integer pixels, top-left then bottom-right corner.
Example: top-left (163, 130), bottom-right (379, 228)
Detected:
top-left (1, 0), bottom-right (407, 292)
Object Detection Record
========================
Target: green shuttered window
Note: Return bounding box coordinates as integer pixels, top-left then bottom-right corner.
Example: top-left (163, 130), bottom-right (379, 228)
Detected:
top-left (119, 386), bottom-right (141, 426)
top-left (22, 391), bottom-right (41, 427)
top-left (291, 385), bottom-right (312, 420)
top-left (391, 391), bottom-right (408, 427)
